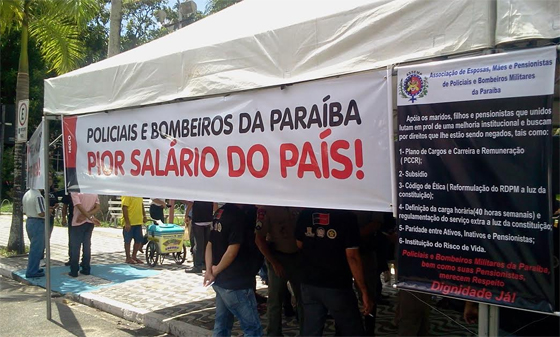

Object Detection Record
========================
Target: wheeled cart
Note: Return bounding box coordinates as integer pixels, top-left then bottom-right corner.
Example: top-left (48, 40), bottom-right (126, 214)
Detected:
top-left (145, 223), bottom-right (187, 267)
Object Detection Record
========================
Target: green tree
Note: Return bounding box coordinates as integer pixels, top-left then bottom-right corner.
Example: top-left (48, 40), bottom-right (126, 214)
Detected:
top-left (0, 0), bottom-right (99, 252)
top-left (121, 0), bottom-right (168, 52)
top-left (205, 0), bottom-right (242, 15)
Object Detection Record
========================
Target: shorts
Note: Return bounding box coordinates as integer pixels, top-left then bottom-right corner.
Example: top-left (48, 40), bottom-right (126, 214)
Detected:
top-left (123, 225), bottom-right (143, 244)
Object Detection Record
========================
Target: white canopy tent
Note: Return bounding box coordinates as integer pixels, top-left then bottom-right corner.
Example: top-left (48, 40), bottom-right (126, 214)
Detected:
top-left (45, 0), bottom-right (499, 115)
top-left (38, 0), bottom-right (559, 329)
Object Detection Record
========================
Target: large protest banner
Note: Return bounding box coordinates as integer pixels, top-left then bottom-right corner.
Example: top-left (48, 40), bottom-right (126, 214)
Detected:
top-left (63, 70), bottom-right (392, 212)
top-left (396, 46), bottom-right (556, 312)
top-left (27, 121), bottom-right (44, 189)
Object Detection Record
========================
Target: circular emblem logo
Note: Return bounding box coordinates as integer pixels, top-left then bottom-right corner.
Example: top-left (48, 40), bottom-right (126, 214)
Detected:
top-left (399, 71), bottom-right (428, 103)
top-left (255, 221), bottom-right (263, 230)
top-left (326, 229), bottom-right (337, 239)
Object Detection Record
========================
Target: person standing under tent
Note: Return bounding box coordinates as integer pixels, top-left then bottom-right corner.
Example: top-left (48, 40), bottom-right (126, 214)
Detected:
top-left (255, 205), bottom-right (304, 336)
top-left (295, 208), bottom-right (373, 336)
top-left (185, 201), bottom-right (217, 273)
top-left (121, 196), bottom-right (147, 264)
top-left (354, 210), bottom-right (385, 336)
top-left (203, 203), bottom-right (263, 337)
top-left (149, 198), bottom-right (167, 222)
top-left (22, 188), bottom-right (46, 278)
top-left (68, 192), bottom-right (100, 277)
top-left (59, 191), bottom-right (74, 266)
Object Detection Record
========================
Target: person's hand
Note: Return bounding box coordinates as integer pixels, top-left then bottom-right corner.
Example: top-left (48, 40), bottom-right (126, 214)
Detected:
top-left (463, 301), bottom-right (478, 324)
top-left (125, 223), bottom-right (131, 232)
top-left (272, 262), bottom-right (286, 279)
top-left (143, 216), bottom-right (148, 223)
top-left (361, 292), bottom-right (374, 316)
top-left (204, 269), bottom-right (215, 287)
top-left (92, 217), bottom-right (101, 227)
top-left (76, 213), bottom-right (87, 223)
top-left (61, 217), bottom-right (67, 226)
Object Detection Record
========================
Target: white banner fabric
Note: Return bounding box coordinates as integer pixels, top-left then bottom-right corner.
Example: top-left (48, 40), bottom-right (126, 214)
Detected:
top-left (27, 121), bottom-right (44, 189)
top-left (397, 46), bottom-right (556, 106)
top-left (63, 70), bottom-right (393, 211)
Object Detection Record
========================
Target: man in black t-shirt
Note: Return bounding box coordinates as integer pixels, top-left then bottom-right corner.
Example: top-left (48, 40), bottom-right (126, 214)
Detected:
top-left (203, 204), bottom-right (262, 336)
top-left (295, 208), bottom-right (373, 336)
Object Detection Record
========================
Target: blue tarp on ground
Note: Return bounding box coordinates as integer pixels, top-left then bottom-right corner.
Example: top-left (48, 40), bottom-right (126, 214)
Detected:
top-left (14, 264), bottom-right (159, 294)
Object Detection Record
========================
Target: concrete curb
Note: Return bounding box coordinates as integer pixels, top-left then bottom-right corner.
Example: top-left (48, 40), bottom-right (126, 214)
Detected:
top-left (0, 261), bottom-right (211, 337)
top-left (67, 292), bottom-right (211, 336)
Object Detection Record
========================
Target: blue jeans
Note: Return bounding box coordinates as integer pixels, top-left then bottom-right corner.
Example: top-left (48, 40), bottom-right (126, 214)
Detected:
top-left (70, 222), bottom-right (94, 275)
top-left (26, 217), bottom-right (45, 277)
top-left (212, 285), bottom-right (262, 337)
top-left (301, 283), bottom-right (365, 336)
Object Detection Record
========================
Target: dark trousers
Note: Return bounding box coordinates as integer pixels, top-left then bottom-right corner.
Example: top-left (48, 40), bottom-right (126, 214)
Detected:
top-left (359, 250), bottom-right (378, 336)
top-left (70, 222), bottom-right (94, 275)
top-left (67, 222), bottom-right (73, 259)
top-left (396, 290), bottom-right (431, 337)
top-left (301, 283), bottom-right (365, 336)
top-left (192, 224), bottom-right (210, 268)
top-left (266, 252), bottom-right (304, 336)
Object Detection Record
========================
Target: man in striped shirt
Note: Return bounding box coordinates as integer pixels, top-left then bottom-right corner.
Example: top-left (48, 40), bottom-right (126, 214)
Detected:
top-left (22, 188), bottom-right (46, 278)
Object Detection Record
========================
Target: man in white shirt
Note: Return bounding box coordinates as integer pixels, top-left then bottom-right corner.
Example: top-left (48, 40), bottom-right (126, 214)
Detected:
top-left (22, 188), bottom-right (46, 278)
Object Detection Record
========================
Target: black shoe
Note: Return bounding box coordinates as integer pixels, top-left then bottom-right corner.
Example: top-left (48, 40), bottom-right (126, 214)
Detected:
top-left (80, 270), bottom-right (90, 275)
top-left (185, 267), bottom-right (202, 273)
top-left (68, 272), bottom-right (78, 278)
top-left (64, 261), bottom-right (71, 266)
top-left (26, 272), bottom-right (45, 278)
top-left (38, 268), bottom-right (44, 273)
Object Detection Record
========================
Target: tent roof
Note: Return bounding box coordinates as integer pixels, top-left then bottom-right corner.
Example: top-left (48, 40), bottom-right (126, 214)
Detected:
top-left (44, 0), bottom-right (558, 116)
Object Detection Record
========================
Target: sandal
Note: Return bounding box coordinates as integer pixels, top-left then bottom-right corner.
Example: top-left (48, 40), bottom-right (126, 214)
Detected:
top-left (133, 257), bottom-right (144, 264)
top-left (126, 258), bottom-right (137, 264)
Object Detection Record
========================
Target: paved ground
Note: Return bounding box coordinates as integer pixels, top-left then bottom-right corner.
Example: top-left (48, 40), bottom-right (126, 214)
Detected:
top-left (0, 276), bottom-right (168, 337)
top-left (0, 214), bottom-right (476, 336)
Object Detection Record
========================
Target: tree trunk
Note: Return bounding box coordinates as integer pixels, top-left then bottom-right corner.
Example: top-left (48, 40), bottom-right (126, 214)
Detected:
top-left (108, 0), bottom-right (122, 58)
top-left (8, 1), bottom-right (30, 253)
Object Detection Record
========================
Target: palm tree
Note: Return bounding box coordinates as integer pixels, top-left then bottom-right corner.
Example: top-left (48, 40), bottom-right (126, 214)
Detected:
top-left (0, 0), bottom-right (99, 252)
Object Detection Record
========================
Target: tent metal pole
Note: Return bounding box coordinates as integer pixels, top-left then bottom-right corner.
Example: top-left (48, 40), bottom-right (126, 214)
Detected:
top-left (42, 117), bottom-right (51, 320)
top-left (489, 305), bottom-right (500, 336)
top-left (387, 66), bottom-right (397, 217)
top-left (478, 303), bottom-right (489, 336)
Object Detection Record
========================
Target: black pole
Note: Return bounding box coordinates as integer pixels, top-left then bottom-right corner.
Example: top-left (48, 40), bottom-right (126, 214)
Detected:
top-left (0, 106), bottom-right (5, 202)
top-left (19, 142), bottom-right (26, 254)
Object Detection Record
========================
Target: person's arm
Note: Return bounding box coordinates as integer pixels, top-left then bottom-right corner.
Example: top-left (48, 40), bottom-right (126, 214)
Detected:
top-left (183, 201), bottom-right (193, 226)
top-left (212, 202), bottom-right (218, 213)
top-left (142, 201), bottom-right (147, 223)
top-left (76, 202), bottom-right (100, 222)
top-left (123, 205), bottom-right (131, 231)
top-left (255, 233), bottom-right (285, 278)
top-left (296, 240), bottom-right (303, 249)
top-left (203, 242), bottom-right (215, 286)
top-left (346, 248), bottom-right (373, 315)
top-left (211, 243), bottom-right (241, 277)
